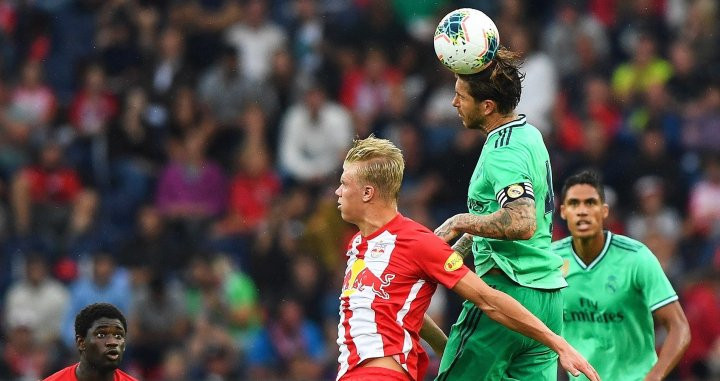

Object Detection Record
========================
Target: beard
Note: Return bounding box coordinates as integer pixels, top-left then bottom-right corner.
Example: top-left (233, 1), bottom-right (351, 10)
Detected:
top-left (463, 112), bottom-right (486, 132)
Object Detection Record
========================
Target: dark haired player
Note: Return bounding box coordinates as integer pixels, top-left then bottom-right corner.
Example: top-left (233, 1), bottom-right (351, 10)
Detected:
top-left (44, 303), bottom-right (137, 381)
top-left (554, 170), bottom-right (690, 380)
top-left (433, 47), bottom-right (568, 380)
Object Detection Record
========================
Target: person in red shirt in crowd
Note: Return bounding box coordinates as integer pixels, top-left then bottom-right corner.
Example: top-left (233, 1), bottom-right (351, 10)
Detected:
top-left (334, 136), bottom-right (599, 381)
top-left (11, 141), bottom-right (84, 237)
top-left (43, 303), bottom-right (137, 381)
top-left (68, 63), bottom-right (119, 137)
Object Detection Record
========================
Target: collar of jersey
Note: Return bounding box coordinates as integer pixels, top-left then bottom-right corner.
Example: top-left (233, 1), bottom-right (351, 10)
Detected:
top-left (486, 114), bottom-right (527, 140)
top-left (362, 212), bottom-right (403, 240)
top-left (571, 231), bottom-right (612, 271)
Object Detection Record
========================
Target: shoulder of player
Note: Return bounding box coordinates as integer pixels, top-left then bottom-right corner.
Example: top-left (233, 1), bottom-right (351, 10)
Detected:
top-left (116, 368), bottom-right (139, 380)
top-left (485, 123), bottom-right (542, 155)
top-left (42, 364), bottom-right (76, 380)
top-left (398, 217), bottom-right (438, 241)
top-left (608, 233), bottom-right (654, 260)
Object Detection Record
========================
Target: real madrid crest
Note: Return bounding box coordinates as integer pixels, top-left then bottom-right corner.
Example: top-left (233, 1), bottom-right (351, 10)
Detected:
top-left (507, 184), bottom-right (524, 198)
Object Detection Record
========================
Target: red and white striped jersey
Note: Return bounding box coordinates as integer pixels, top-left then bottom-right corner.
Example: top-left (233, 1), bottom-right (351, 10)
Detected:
top-left (336, 214), bottom-right (469, 381)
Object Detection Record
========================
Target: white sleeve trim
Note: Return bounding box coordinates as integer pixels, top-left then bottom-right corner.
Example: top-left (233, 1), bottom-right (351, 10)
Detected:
top-left (650, 294), bottom-right (679, 312)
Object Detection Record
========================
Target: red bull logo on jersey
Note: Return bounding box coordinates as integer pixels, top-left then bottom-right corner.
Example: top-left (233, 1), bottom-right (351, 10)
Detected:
top-left (341, 258), bottom-right (395, 299)
top-left (369, 242), bottom-right (389, 258)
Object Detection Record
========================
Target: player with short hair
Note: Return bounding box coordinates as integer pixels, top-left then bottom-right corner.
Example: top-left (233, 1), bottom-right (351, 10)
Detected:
top-left (433, 47), bottom-right (566, 380)
top-left (555, 170), bottom-right (690, 380)
top-left (335, 136), bottom-right (598, 381)
top-left (43, 303), bottom-right (137, 381)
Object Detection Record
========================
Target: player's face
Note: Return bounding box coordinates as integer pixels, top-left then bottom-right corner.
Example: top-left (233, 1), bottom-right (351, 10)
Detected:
top-left (77, 318), bottom-right (126, 371)
top-left (452, 77), bottom-right (486, 130)
top-left (560, 184), bottom-right (609, 239)
top-left (335, 162), bottom-right (366, 224)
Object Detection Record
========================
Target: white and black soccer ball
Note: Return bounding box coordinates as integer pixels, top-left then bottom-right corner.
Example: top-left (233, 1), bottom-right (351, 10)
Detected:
top-left (433, 8), bottom-right (500, 75)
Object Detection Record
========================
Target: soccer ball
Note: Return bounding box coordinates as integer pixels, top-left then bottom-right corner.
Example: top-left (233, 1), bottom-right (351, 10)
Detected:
top-left (433, 8), bottom-right (500, 75)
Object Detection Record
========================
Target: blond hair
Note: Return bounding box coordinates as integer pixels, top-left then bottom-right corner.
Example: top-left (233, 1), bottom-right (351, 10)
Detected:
top-left (344, 135), bottom-right (405, 202)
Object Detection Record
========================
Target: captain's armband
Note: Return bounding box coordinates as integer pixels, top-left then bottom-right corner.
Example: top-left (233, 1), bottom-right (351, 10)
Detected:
top-left (495, 182), bottom-right (534, 207)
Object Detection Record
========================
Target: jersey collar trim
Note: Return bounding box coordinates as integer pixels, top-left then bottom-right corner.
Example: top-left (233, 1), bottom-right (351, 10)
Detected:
top-left (486, 114), bottom-right (527, 140)
top-left (571, 231), bottom-right (612, 271)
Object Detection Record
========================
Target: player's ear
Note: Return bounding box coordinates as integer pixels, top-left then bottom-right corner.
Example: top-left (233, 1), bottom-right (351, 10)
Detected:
top-left (362, 185), bottom-right (374, 202)
top-left (482, 99), bottom-right (496, 116)
top-left (602, 203), bottom-right (609, 219)
top-left (560, 204), bottom-right (567, 220)
top-left (76, 335), bottom-right (85, 351)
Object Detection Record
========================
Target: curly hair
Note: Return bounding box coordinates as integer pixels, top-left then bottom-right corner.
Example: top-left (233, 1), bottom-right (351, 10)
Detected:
top-left (457, 47), bottom-right (525, 115)
top-left (74, 303), bottom-right (127, 338)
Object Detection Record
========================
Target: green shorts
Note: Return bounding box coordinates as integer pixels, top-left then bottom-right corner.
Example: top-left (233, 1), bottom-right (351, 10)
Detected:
top-left (436, 273), bottom-right (563, 381)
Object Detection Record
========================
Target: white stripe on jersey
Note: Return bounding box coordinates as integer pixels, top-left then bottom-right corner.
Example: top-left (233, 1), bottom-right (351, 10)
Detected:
top-left (396, 279), bottom-right (425, 371)
top-left (337, 231), bottom-right (398, 378)
top-left (336, 304), bottom-right (350, 380)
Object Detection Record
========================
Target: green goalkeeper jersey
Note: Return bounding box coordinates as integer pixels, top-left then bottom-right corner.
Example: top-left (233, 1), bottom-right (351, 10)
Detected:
top-left (553, 232), bottom-right (678, 381)
top-left (468, 115), bottom-right (566, 289)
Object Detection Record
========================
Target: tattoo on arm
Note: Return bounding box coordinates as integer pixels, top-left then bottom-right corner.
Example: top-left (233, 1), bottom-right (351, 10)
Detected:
top-left (451, 234), bottom-right (474, 258)
top-left (454, 198), bottom-right (537, 240)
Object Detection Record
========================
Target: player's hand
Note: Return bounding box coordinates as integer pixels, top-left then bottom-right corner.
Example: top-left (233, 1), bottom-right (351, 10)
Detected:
top-left (434, 216), bottom-right (461, 242)
top-left (557, 341), bottom-right (601, 381)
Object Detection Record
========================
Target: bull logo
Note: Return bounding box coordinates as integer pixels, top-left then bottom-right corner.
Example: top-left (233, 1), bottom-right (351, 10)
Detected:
top-left (341, 259), bottom-right (395, 299)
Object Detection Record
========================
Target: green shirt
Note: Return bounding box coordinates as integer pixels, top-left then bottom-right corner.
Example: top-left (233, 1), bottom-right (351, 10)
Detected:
top-left (553, 232), bottom-right (678, 381)
top-left (468, 115), bottom-right (566, 289)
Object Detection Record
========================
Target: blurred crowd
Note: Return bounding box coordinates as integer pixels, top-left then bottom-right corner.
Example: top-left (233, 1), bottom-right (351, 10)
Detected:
top-left (0, 0), bottom-right (719, 380)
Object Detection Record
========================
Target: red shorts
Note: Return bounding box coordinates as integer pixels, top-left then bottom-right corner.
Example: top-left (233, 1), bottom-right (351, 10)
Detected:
top-left (339, 366), bottom-right (412, 381)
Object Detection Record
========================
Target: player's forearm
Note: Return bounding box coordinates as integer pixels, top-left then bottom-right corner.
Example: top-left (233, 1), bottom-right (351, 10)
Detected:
top-left (452, 198), bottom-right (537, 240)
top-left (454, 272), bottom-right (564, 354)
top-left (419, 314), bottom-right (448, 357)
top-left (646, 319), bottom-right (691, 380)
top-left (452, 233), bottom-right (474, 258)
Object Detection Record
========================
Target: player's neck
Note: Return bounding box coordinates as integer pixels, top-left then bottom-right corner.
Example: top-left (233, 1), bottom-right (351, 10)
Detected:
top-left (75, 362), bottom-right (116, 381)
top-left (483, 113), bottom-right (517, 135)
top-left (357, 203), bottom-right (399, 237)
top-left (572, 231), bottom-right (606, 265)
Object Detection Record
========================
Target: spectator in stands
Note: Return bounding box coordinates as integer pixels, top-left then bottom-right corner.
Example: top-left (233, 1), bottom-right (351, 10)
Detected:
top-left (225, 0), bottom-right (287, 81)
top-left (6, 60), bottom-right (56, 141)
top-left (120, 205), bottom-right (180, 276)
top-left (66, 62), bottom-right (119, 187)
top-left (611, 32), bottom-right (673, 105)
top-left (128, 273), bottom-right (189, 378)
top-left (158, 348), bottom-right (189, 381)
top-left (60, 253), bottom-right (131, 349)
top-left (680, 270), bottom-right (720, 379)
top-left (247, 297), bottom-right (325, 380)
top-left (210, 144), bottom-right (280, 267)
top-left (4, 254), bottom-right (69, 345)
top-left (168, 0), bottom-right (242, 71)
top-left (686, 154), bottom-right (720, 266)
top-left (682, 82), bottom-right (720, 153)
top-left (278, 82), bottom-right (352, 184)
top-left (339, 46), bottom-right (403, 136)
top-left (10, 141), bottom-right (83, 247)
top-left (509, 25), bottom-right (558, 135)
top-left (155, 130), bottom-right (227, 250)
top-left (542, 0), bottom-right (608, 82)
top-left (0, 315), bottom-right (54, 380)
top-left (143, 26), bottom-right (193, 129)
top-left (197, 44), bottom-right (277, 126)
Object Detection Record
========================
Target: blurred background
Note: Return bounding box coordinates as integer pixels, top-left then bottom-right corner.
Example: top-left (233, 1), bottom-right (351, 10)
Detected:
top-left (0, 0), bottom-right (718, 380)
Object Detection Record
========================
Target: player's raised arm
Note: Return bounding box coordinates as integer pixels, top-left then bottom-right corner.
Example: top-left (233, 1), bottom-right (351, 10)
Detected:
top-left (435, 197), bottom-right (537, 242)
top-left (451, 271), bottom-right (601, 381)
